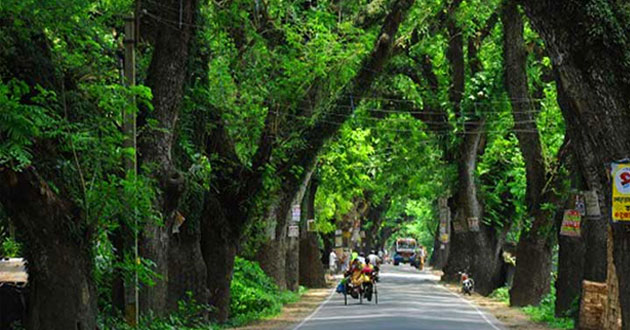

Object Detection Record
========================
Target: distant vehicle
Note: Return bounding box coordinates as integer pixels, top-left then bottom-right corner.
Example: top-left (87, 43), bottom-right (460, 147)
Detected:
top-left (393, 238), bottom-right (417, 266)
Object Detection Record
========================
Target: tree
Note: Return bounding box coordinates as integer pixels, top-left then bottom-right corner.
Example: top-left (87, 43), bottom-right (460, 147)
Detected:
top-left (518, 0), bottom-right (630, 326)
top-left (502, 0), bottom-right (567, 306)
top-left (201, 0), bottom-right (415, 320)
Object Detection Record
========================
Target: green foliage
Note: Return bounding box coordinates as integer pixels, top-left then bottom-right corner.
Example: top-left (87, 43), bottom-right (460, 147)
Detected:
top-left (0, 80), bottom-right (57, 170)
top-left (98, 292), bottom-right (216, 330)
top-left (229, 257), bottom-right (303, 327)
top-left (0, 236), bottom-right (21, 257)
top-left (521, 290), bottom-right (574, 329)
top-left (489, 286), bottom-right (510, 302)
top-left (489, 286), bottom-right (574, 329)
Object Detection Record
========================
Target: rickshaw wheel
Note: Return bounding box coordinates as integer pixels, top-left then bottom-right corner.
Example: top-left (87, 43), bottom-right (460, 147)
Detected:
top-left (343, 283), bottom-right (348, 306)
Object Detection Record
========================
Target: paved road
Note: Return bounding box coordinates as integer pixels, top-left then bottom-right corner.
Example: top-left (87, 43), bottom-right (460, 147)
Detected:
top-left (293, 264), bottom-right (504, 330)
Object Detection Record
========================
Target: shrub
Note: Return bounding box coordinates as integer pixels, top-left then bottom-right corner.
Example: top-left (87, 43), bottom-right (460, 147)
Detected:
top-left (228, 257), bottom-right (303, 326)
top-left (521, 289), bottom-right (574, 329)
top-left (489, 286), bottom-right (574, 329)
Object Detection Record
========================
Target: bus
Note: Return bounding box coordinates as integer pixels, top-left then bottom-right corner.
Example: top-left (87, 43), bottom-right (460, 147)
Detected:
top-left (393, 238), bottom-right (417, 266)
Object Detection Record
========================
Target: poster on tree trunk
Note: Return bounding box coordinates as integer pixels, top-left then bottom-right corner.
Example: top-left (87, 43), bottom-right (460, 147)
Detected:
top-left (467, 217), bottom-right (480, 232)
top-left (575, 193), bottom-right (586, 216)
top-left (560, 209), bottom-right (581, 237)
top-left (438, 201), bottom-right (450, 243)
top-left (584, 190), bottom-right (601, 216)
top-left (291, 205), bottom-right (301, 222)
top-left (307, 219), bottom-right (315, 232)
top-left (288, 225), bottom-right (299, 238)
top-left (611, 161), bottom-right (630, 222)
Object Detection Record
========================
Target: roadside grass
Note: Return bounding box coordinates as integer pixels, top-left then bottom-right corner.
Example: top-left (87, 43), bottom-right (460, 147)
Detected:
top-left (489, 287), bottom-right (574, 329)
top-left (97, 257), bottom-right (305, 329)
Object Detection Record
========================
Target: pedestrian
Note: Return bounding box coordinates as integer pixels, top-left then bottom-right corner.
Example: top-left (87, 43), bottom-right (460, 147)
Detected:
top-left (329, 249), bottom-right (338, 274)
top-left (341, 249), bottom-right (350, 272)
top-left (418, 245), bottom-right (426, 270)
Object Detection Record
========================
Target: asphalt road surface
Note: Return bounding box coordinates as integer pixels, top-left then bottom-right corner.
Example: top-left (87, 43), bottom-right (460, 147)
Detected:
top-left (293, 264), bottom-right (504, 330)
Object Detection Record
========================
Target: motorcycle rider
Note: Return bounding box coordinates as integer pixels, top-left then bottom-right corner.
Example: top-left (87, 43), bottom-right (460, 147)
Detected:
top-left (367, 250), bottom-right (381, 266)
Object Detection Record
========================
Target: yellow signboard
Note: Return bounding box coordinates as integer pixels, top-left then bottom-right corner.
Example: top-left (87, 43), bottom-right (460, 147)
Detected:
top-left (612, 162), bottom-right (630, 222)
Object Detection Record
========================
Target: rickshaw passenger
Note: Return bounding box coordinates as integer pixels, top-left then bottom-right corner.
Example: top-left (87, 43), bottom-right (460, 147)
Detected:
top-left (345, 258), bottom-right (365, 287)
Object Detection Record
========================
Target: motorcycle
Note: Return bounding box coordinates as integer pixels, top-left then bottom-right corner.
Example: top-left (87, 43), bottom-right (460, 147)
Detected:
top-left (459, 271), bottom-right (475, 295)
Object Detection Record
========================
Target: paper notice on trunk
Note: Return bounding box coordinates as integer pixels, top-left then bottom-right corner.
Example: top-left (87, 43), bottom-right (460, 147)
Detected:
top-left (612, 162), bottom-right (630, 222)
top-left (288, 225), bottom-right (299, 238)
top-left (560, 209), bottom-right (581, 237)
top-left (584, 190), bottom-right (601, 216)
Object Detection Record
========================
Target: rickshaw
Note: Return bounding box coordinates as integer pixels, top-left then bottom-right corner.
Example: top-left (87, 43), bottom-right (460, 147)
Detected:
top-left (341, 265), bottom-right (379, 305)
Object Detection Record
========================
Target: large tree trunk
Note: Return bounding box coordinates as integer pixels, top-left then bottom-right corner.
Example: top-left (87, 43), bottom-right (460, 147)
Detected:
top-left (556, 82), bottom-right (608, 284)
top-left (0, 168), bottom-right (97, 330)
top-left (430, 222), bottom-right (450, 270)
top-left (137, 0), bottom-right (199, 314)
top-left (443, 122), bottom-right (506, 295)
top-left (299, 179), bottom-right (326, 288)
top-left (167, 220), bottom-right (209, 311)
top-left (502, 1), bottom-right (556, 306)
top-left (201, 195), bottom-right (238, 323)
top-left (555, 196), bottom-right (585, 316)
top-left (362, 197), bottom-right (389, 254)
top-left (519, 0), bottom-right (630, 326)
top-left (256, 197), bottom-right (290, 290)
top-left (509, 224), bottom-right (554, 306)
top-left (258, 169), bottom-right (315, 290)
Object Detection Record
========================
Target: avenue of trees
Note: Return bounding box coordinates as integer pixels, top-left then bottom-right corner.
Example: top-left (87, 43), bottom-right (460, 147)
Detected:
top-left (1, 0), bottom-right (630, 329)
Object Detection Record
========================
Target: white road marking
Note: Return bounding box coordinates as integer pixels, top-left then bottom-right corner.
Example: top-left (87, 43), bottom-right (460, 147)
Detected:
top-left (436, 285), bottom-right (503, 330)
top-left (292, 287), bottom-right (336, 330)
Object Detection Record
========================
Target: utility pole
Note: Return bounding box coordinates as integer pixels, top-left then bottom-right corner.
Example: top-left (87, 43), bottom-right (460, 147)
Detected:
top-left (123, 14), bottom-right (139, 326)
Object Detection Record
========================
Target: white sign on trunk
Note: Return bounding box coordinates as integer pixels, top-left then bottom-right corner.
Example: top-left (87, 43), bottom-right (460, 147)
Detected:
top-left (288, 225), bottom-right (299, 238)
top-left (584, 190), bottom-right (601, 216)
top-left (291, 205), bottom-right (301, 222)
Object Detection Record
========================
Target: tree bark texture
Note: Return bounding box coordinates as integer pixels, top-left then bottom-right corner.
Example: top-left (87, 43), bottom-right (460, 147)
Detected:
top-left (167, 220), bottom-right (209, 311)
top-left (556, 81), bottom-right (608, 284)
top-left (0, 168), bottom-right (96, 330)
top-left (137, 0), bottom-right (199, 315)
top-left (258, 169), bottom-right (315, 290)
top-left (0, 27), bottom-right (97, 329)
top-left (502, 1), bottom-right (555, 307)
top-left (299, 179), bottom-right (326, 288)
top-left (519, 0), bottom-right (630, 326)
top-left (201, 195), bottom-right (238, 323)
top-left (362, 198), bottom-right (389, 254)
top-left (444, 122), bottom-right (507, 295)
top-left (430, 221), bottom-right (450, 270)
top-left (442, 10), bottom-right (508, 295)
top-left (555, 197), bottom-right (585, 316)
